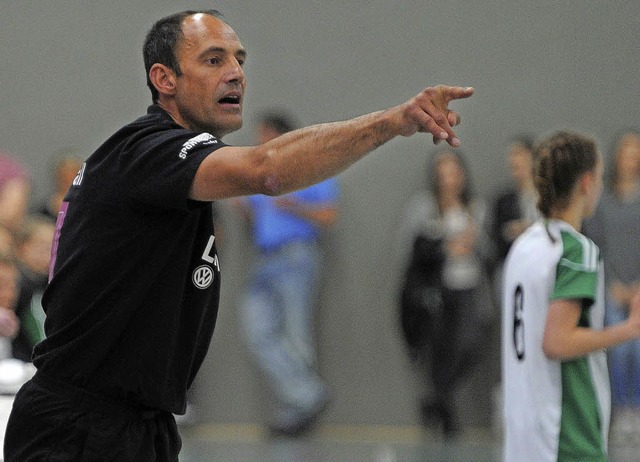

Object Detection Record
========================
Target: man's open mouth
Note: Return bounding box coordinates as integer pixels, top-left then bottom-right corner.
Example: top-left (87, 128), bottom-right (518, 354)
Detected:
top-left (218, 94), bottom-right (241, 105)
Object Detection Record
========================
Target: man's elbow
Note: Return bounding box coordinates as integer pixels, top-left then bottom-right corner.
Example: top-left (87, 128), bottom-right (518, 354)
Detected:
top-left (248, 145), bottom-right (287, 196)
top-left (260, 173), bottom-right (285, 196)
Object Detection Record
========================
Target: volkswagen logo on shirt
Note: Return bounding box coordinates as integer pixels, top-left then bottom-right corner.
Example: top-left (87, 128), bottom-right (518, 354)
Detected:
top-left (192, 265), bottom-right (214, 289)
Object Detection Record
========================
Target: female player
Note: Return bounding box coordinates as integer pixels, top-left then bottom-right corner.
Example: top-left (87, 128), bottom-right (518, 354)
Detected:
top-left (501, 131), bottom-right (640, 461)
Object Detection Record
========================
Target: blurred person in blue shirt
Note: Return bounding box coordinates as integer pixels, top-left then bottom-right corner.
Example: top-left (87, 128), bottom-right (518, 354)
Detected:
top-left (235, 110), bottom-right (339, 437)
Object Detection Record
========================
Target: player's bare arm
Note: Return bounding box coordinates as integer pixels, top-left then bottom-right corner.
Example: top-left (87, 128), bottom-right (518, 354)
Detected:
top-left (543, 297), bottom-right (640, 360)
top-left (190, 85), bottom-right (474, 201)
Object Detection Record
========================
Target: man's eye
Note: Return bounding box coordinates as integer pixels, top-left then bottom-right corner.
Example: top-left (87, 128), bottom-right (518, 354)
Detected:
top-left (208, 58), bottom-right (220, 65)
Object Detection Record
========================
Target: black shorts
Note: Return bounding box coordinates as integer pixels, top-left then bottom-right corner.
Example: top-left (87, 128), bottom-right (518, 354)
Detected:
top-left (3, 372), bottom-right (181, 462)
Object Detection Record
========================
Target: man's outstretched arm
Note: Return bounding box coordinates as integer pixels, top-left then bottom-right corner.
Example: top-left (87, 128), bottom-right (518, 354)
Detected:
top-left (190, 85), bottom-right (474, 201)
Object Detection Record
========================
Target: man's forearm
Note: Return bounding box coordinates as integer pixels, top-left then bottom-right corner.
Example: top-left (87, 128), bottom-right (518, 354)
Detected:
top-left (190, 85), bottom-right (473, 201)
top-left (257, 109), bottom-right (398, 195)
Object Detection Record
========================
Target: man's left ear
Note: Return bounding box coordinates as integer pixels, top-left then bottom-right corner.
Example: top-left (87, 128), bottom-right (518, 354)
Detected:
top-left (149, 63), bottom-right (177, 98)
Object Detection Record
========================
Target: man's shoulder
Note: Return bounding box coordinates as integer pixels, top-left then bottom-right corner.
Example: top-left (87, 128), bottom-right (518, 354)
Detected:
top-left (110, 106), bottom-right (223, 158)
top-left (124, 105), bottom-right (183, 133)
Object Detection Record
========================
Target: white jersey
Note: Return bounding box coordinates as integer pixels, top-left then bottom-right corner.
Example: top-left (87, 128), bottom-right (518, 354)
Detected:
top-left (502, 219), bottom-right (609, 462)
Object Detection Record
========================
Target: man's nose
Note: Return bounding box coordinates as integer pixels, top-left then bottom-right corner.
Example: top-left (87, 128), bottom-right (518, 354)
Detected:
top-left (225, 58), bottom-right (245, 83)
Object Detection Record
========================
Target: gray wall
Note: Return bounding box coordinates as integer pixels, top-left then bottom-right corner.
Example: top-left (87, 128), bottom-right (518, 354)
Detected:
top-left (3, 1), bottom-right (639, 428)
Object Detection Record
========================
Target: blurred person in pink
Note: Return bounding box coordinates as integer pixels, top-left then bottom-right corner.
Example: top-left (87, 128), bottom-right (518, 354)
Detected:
top-left (0, 151), bottom-right (31, 234)
top-left (0, 251), bottom-right (21, 359)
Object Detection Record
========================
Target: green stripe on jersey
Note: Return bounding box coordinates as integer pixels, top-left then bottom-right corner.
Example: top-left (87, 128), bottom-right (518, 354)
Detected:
top-left (552, 230), bottom-right (598, 303)
top-left (554, 229), bottom-right (605, 460)
top-left (559, 359), bottom-right (606, 461)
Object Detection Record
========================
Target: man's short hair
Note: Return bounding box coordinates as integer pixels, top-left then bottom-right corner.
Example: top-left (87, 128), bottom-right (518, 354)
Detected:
top-left (143, 10), bottom-right (223, 103)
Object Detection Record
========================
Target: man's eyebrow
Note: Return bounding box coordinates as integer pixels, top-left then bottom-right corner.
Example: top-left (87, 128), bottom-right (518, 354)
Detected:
top-left (199, 46), bottom-right (247, 59)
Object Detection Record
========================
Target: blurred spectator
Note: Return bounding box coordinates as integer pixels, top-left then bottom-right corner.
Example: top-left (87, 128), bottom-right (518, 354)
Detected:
top-left (0, 251), bottom-right (21, 360)
top-left (235, 110), bottom-right (338, 437)
top-left (12, 215), bottom-right (55, 362)
top-left (490, 135), bottom-right (538, 307)
top-left (0, 225), bottom-right (15, 257)
top-left (398, 148), bottom-right (494, 437)
top-left (492, 136), bottom-right (538, 262)
top-left (36, 149), bottom-right (83, 221)
top-left (0, 150), bottom-right (31, 234)
top-left (583, 130), bottom-right (640, 441)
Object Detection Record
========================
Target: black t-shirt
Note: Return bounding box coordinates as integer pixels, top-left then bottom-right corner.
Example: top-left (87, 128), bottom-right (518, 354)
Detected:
top-left (33, 105), bottom-right (224, 414)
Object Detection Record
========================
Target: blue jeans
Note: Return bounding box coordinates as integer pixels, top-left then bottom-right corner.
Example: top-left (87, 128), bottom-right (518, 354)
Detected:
top-left (605, 297), bottom-right (640, 407)
top-left (240, 241), bottom-right (328, 425)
